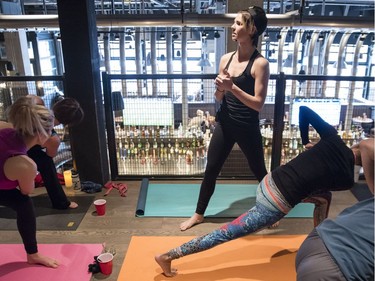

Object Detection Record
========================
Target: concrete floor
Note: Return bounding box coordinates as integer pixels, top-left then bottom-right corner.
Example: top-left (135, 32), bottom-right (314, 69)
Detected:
top-left (1, 179), bottom-right (360, 281)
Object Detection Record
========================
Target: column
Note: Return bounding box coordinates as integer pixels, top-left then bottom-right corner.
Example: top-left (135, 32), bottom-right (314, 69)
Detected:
top-left (56, 0), bottom-right (110, 184)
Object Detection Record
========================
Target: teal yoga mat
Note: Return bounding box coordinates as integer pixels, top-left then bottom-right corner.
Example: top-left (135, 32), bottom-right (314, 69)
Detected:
top-left (136, 180), bottom-right (314, 218)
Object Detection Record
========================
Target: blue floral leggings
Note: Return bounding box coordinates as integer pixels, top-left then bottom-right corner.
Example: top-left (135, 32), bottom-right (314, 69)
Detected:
top-left (169, 174), bottom-right (291, 259)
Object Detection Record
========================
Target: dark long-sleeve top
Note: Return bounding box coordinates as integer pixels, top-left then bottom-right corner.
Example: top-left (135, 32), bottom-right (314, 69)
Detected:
top-left (272, 106), bottom-right (354, 207)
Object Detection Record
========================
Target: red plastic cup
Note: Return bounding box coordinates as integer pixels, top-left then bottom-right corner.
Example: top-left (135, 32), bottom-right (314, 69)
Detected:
top-left (94, 199), bottom-right (106, 216)
top-left (97, 253), bottom-right (113, 275)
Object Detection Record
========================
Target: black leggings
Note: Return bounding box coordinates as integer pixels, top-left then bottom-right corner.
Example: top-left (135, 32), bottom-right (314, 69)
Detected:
top-left (196, 121), bottom-right (267, 214)
top-left (27, 145), bottom-right (70, 209)
top-left (0, 189), bottom-right (38, 254)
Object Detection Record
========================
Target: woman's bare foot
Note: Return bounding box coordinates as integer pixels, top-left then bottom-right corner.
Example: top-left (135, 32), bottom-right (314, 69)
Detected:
top-left (155, 254), bottom-right (177, 277)
top-left (27, 253), bottom-right (59, 268)
top-left (180, 213), bottom-right (204, 231)
top-left (69, 201), bottom-right (78, 209)
top-left (268, 220), bottom-right (280, 229)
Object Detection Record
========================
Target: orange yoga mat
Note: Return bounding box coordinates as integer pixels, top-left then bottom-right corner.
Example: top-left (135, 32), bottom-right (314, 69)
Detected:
top-left (118, 235), bottom-right (307, 281)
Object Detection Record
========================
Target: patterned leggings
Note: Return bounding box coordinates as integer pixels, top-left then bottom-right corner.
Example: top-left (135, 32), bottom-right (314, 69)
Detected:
top-left (169, 174), bottom-right (291, 259)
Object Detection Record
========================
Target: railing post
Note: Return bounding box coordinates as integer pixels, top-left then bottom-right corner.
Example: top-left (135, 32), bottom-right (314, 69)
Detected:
top-left (102, 72), bottom-right (118, 180)
top-left (271, 72), bottom-right (286, 171)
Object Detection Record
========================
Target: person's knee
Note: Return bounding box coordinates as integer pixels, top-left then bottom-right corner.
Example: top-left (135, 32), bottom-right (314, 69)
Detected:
top-left (359, 138), bottom-right (374, 159)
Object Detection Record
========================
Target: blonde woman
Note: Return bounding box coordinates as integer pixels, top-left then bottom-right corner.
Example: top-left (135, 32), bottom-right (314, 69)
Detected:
top-left (0, 96), bottom-right (59, 268)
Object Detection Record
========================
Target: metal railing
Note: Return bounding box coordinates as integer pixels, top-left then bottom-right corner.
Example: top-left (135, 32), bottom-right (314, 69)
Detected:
top-left (102, 72), bottom-right (374, 179)
top-left (0, 75), bottom-right (70, 168)
top-left (0, 73), bottom-right (373, 180)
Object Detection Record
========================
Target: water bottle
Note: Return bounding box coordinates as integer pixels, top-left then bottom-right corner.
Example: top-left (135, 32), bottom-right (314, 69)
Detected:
top-left (71, 170), bottom-right (81, 190)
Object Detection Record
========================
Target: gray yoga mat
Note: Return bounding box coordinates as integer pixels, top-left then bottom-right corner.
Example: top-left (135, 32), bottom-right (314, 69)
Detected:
top-left (0, 194), bottom-right (95, 231)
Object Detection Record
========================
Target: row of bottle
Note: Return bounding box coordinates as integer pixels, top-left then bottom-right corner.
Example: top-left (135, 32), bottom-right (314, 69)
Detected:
top-left (113, 122), bottom-right (363, 171)
top-left (262, 147), bottom-right (303, 169)
top-left (115, 123), bottom-right (209, 139)
top-left (261, 123), bottom-right (364, 147)
top-left (261, 121), bottom-right (365, 169)
top-left (115, 120), bottom-right (364, 147)
top-left (117, 156), bottom-right (207, 175)
top-left (115, 137), bottom-right (208, 165)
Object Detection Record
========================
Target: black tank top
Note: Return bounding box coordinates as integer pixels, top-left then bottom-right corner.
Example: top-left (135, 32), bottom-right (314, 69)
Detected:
top-left (218, 49), bottom-right (261, 125)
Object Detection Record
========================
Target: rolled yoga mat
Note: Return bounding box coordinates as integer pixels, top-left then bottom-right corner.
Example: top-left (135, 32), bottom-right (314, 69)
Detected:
top-left (135, 178), bottom-right (149, 216)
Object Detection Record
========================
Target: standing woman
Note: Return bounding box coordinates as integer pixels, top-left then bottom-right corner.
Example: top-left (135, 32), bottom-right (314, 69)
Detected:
top-left (180, 6), bottom-right (269, 231)
top-left (0, 96), bottom-right (59, 268)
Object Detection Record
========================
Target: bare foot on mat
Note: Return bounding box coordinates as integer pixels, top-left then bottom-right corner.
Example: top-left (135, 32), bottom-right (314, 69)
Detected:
top-left (155, 254), bottom-right (177, 277)
top-left (180, 213), bottom-right (204, 231)
top-left (69, 201), bottom-right (78, 209)
top-left (27, 253), bottom-right (59, 268)
top-left (268, 220), bottom-right (280, 229)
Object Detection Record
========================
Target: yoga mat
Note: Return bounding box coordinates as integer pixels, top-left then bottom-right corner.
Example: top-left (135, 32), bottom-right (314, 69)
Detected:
top-left (136, 182), bottom-right (314, 218)
top-left (0, 243), bottom-right (102, 281)
top-left (0, 195), bottom-right (95, 231)
top-left (118, 235), bottom-right (306, 281)
top-left (136, 178), bottom-right (149, 216)
top-left (351, 182), bottom-right (373, 202)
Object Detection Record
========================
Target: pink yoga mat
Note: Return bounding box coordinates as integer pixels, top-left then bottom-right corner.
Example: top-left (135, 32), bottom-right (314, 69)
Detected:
top-left (0, 244), bottom-right (102, 281)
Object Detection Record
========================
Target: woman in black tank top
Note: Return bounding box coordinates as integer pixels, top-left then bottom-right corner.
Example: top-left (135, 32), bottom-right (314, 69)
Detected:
top-left (180, 6), bottom-right (270, 231)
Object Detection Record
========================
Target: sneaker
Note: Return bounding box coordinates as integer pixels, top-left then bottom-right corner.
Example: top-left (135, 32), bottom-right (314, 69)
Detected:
top-left (81, 181), bottom-right (102, 193)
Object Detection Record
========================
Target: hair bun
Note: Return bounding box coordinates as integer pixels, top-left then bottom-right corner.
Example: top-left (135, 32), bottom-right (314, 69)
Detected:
top-left (248, 6), bottom-right (268, 36)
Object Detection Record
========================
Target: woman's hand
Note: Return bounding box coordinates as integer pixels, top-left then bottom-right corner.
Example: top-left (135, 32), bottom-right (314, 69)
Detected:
top-left (215, 70), bottom-right (233, 101)
top-left (215, 70), bottom-right (233, 90)
top-left (214, 75), bottom-right (224, 92)
top-left (43, 134), bottom-right (61, 158)
top-left (304, 142), bottom-right (314, 150)
top-left (214, 75), bottom-right (226, 101)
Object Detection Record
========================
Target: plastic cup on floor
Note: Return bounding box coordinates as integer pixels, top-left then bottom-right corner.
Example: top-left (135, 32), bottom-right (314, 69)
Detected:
top-left (94, 199), bottom-right (106, 216)
top-left (97, 252), bottom-right (113, 275)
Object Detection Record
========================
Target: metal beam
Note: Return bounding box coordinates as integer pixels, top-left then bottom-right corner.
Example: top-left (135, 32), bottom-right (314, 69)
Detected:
top-left (0, 13), bottom-right (373, 30)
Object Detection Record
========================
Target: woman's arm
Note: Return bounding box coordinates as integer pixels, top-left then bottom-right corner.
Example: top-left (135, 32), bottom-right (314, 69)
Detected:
top-left (43, 132), bottom-right (61, 158)
top-left (359, 138), bottom-right (374, 194)
top-left (299, 106), bottom-right (337, 145)
top-left (4, 155), bottom-right (37, 195)
top-left (214, 52), bottom-right (232, 102)
top-left (0, 121), bottom-right (13, 129)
